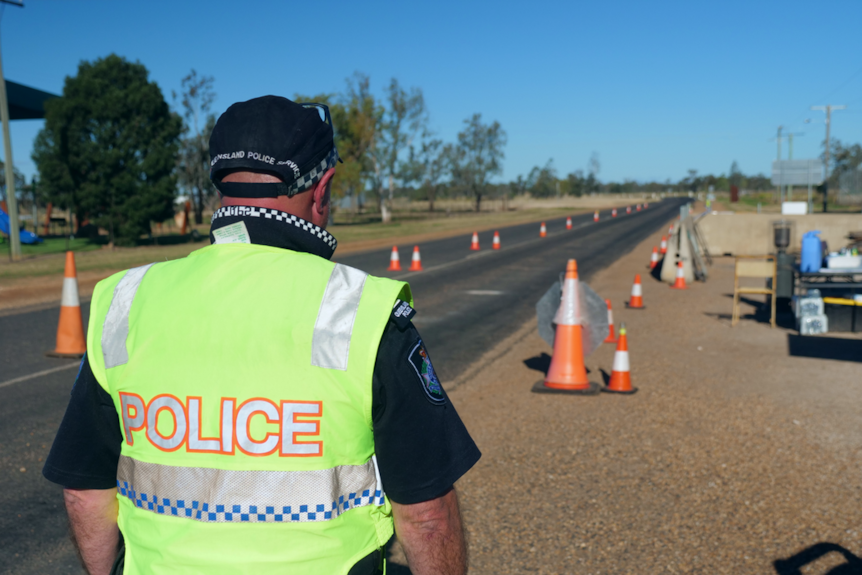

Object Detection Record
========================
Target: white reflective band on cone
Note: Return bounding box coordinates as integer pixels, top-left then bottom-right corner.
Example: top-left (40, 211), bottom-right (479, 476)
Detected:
top-left (677, 266), bottom-right (685, 278)
top-left (607, 308), bottom-right (614, 324)
top-left (612, 350), bottom-right (630, 372)
top-left (60, 277), bottom-right (80, 307)
top-left (553, 278), bottom-right (581, 325)
top-left (631, 283), bottom-right (643, 297)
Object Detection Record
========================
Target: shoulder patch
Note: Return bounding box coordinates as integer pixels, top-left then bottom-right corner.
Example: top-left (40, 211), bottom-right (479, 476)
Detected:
top-left (407, 340), bottom-right (446, 405)
top-left (390, 299), bottom-right (416, 331)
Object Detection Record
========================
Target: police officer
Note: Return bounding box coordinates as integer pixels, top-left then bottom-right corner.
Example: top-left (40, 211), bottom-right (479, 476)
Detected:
top-left (43, 96), bottom-right (481, 575)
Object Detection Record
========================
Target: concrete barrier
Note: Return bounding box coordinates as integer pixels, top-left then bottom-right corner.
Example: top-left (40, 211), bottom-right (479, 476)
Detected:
top-left (698, 213), bottom-right (862, 256)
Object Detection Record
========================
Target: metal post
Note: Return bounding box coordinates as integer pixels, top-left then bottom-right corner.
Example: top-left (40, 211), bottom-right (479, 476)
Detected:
top-left (0, 29), bottom-right (20, 260)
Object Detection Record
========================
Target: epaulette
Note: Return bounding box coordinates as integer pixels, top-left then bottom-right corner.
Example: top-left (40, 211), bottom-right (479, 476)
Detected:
top-left (390, 299), bottom-right (416, 330)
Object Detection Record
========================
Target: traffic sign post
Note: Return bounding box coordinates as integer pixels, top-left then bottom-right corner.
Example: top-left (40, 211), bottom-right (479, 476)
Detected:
top-left (771, 160), bottom-right (824, 214)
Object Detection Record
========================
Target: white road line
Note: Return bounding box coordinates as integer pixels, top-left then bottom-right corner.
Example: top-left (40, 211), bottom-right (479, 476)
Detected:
top-left (0, 362), bottom-right (80, 389)
top-left (466, 290), bottom-right (505, 296)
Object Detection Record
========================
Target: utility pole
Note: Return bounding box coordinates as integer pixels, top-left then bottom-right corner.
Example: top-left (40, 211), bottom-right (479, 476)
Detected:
top-left (776, 126), bottom-right (783, 203)
top-left (811, 104), bottom-right (846, 213)
top-left (0, 0), bottom-right (23, 261)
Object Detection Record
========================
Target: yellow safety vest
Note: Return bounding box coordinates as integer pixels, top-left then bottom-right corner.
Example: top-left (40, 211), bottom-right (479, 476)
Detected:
top-left (86, 242), bottom-right (410, 574)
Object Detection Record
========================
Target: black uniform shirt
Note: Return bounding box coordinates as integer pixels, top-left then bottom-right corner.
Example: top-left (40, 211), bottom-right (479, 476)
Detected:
top-left (43, 207), bottom-right (480, 505)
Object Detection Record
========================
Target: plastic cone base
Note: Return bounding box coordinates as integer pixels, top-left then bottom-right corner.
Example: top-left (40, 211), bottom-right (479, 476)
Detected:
top-left (532, 380), bottom-right (601, 395)
top-left (604, 336), bottom-right (618, 344)
top-left (601, 385), bottom-right (638, 395)
top-left (624, 302), bottom-right (646, 309)
top-left (670, 282), bottom-right (687, 290)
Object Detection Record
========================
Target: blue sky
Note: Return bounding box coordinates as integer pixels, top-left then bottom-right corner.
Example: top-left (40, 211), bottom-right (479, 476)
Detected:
top-left (2, 0), bottom-right (861, 185)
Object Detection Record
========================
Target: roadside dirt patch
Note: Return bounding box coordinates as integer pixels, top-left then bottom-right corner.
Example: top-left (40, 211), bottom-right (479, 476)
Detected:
top-left (400, 221), bottom-right (862, 574)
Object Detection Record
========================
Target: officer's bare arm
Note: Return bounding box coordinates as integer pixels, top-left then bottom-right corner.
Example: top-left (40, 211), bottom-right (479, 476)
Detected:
top-left (63, 488), bottom-right (120, 575)
top-left (391, 487), bottom-right (467, 575)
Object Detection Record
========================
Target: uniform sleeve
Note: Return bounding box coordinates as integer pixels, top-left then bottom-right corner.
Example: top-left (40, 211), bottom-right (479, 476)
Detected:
top-left (371, 314), bottom-right (481, 505)
top-left (42, 354), bottom-right (123, 489)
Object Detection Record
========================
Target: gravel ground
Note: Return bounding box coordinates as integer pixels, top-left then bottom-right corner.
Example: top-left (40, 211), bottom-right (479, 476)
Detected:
top-left (391, 223), bottom-right (862, 574)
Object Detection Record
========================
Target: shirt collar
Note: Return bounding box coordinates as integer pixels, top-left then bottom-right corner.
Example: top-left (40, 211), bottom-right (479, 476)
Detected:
top-left (209, 206), bottom-right (337, 260)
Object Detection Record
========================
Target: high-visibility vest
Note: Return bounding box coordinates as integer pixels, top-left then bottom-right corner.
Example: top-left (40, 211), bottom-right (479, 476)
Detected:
top-left (86, 242), bottom-right (410, 575)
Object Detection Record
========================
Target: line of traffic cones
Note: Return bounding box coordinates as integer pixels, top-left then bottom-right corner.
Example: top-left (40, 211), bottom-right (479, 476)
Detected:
top-left (46, 251), bottom-right (86, 359)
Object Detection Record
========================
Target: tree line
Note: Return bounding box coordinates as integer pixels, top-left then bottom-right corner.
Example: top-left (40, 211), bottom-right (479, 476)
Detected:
top-left (18, 54), bottom-right (862, 245)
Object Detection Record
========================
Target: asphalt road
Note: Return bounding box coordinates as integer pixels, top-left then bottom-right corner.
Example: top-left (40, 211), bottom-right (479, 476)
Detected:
top-left (0, 198), bottom-right (685, 574)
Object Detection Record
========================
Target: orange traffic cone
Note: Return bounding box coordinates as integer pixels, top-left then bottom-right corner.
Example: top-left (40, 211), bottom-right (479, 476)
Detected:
top-left (644, 202), bottom-right (649, 209)
top-left (603, 299), bottom-right (618, 344)
top-left (408, 246), bottom-right (423, 271)
top-left (626, 274), bottom-right (645, 309)
top-left (46, 251), bottom-right (86, 358)
top-left (668, 224), bottom-right (674, 235)
top-left (612, 208), bottom-right (617, 218)
top-left (660, 236), bottom-right (668, 255)
top-left (470, 232), bottom-right (480, 251)
top-left (388, 246), bottom-right (402, 271)
top-left (593, 211), bottom-right (599, 222)
top-left (626, 206), bottom-right (631, 214)
top-left (533, 259), bottom-right (600, 395)
top-left (566, 217), bottom-right (573, 230)
top-left (492, 231), bottom-right (501, 249)
top-left (603, 324), bottom-right (637, 394)
top-left (670, 261), bottom-right (688, 289)
top-left (636, 204), bottom-right (641, 212)
top-left (649, 247), bottom-right (659, 270)
top-left (539, 222), bottom-right (547, 238)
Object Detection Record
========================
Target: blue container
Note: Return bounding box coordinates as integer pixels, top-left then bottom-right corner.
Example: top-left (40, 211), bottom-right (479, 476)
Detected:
top-left (800, 230), bottom-right (823, 272)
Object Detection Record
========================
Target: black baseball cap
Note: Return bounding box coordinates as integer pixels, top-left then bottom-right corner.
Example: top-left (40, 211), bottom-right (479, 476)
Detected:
top-left (209, 95), bottom-right (339, 198)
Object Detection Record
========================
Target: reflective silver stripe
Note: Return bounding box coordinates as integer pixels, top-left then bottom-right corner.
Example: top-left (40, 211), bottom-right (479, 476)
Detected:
top-left (116, 455), bottom-right (385, 523)
top-left (311, 264), bottom-right (367, 370)
top-left (102, 264), bottom-right (154, 369)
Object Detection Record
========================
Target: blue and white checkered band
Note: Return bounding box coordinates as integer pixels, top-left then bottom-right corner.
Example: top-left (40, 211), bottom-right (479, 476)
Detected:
top-left (286, 148), bottom-right (339, 198)
top-left (116, 455), bottom-right (386, 524)
top-left (211, 206), bottom-right (337, 251)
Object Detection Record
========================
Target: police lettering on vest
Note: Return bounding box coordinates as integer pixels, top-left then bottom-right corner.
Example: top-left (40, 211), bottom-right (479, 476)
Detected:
top-left (119, 393), bottom-right (323, 456)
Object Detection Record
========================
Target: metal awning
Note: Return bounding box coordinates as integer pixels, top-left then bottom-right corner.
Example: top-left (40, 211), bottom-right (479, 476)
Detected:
top-left (6, 80), bottom-right (58, 120)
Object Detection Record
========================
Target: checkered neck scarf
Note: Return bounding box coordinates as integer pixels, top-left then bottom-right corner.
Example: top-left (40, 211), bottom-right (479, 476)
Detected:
top-left (209, 206), bottom-right (337, 260)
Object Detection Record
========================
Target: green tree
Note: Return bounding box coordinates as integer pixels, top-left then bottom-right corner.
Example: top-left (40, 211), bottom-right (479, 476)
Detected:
top-left (0, 160), bottom-right (26, 204)
top-left (33, 54), bottom-right (181, 245)
top-left (296, 73), bottom-right (382, 215)
top-left (566, 169), bottom-right (585, 197)
top-left (174, 69), bottom-right (217, 225)
top-left (449, 114), bottom-right (507, 212)
top-left (370, 78), bottom-right (426, 223)
top-left (527, 159), bottom-right (557, 197)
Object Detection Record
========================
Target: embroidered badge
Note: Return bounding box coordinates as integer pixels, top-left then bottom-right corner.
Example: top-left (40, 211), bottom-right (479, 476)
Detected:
top-left (408, 340), bottom-right (445, 405)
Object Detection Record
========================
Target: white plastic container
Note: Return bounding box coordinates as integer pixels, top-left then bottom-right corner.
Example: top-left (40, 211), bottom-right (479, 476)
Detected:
top-left (799, 314), bottom-right (829, 335)
top-left (792, 295), bottom-right (824, 319)
top-left (827, 255), bottom-right (862, 269)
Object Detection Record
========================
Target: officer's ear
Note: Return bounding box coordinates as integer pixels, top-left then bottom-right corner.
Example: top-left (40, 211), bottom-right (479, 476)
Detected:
top-left (313, 168), bottom-right (335, 215)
